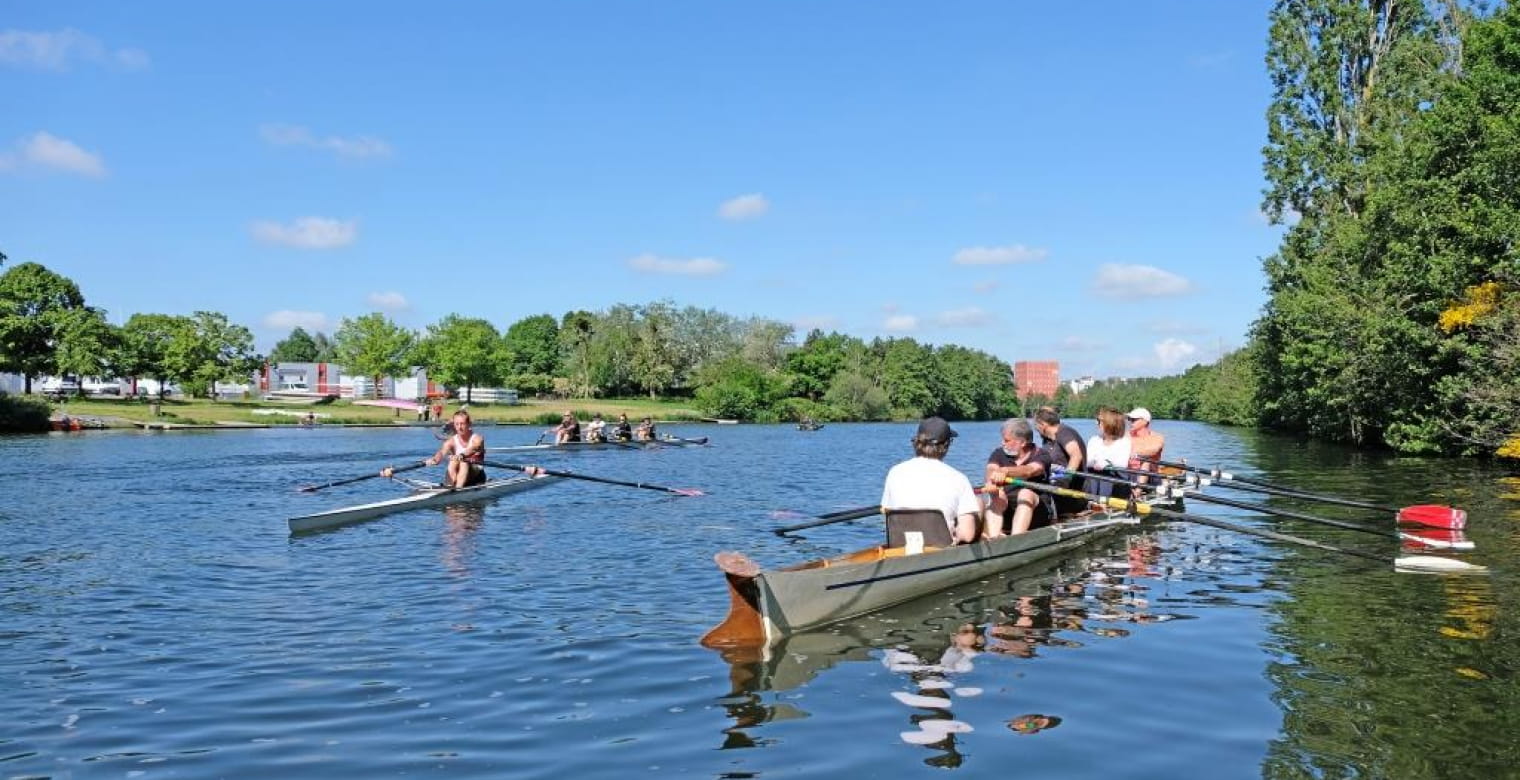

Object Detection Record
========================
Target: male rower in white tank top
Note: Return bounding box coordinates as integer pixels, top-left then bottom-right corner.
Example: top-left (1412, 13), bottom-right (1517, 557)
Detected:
top-left (383, 409), bottom-right (537, 489)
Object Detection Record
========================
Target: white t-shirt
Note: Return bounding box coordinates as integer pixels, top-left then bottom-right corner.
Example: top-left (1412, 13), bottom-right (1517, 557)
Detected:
top-left (1086, 434), bottom-right (1132, 471)
top-left (880, 456), bottom-right (983, 531)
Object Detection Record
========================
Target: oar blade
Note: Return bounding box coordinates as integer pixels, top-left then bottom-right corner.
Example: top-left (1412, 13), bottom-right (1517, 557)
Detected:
top-left (1399, 527), bottom-right (1475, 551)
top-left (1393, 555), bottom-right (1488, 574)
top-left (1398, 505), bottom-right (1466, 529)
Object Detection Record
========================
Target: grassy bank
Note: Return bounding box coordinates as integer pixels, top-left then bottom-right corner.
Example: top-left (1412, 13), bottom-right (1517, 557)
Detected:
top-left (37, 395), bottom-right (708, 428)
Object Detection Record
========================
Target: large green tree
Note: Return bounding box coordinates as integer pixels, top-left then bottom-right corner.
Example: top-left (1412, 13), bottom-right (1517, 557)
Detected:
top-left (502, 314), bottom-right (560, 376)
top-left (1253, 0), bottom-right (1484, 450)
top-left (0, 262), bottom-right (89, 392)
top-left (415, 315), bottom-right (502, 401)
top-left (120, 313), bottom-right (192, 398)
top-left (334, 313), bottom-right (416, 395)
top-left (269, 327), bottom-right (320, 362)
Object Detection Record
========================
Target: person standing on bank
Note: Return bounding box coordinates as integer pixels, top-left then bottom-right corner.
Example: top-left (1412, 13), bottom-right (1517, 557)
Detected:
top-left (1033, 407), bottom-right (1088, 516)
top-left (880, 417), bottom-right (982, 547)
top-left (383, 409), bottom-right (499, 488)
top-left (983, 418), bottom-right (1055, 538)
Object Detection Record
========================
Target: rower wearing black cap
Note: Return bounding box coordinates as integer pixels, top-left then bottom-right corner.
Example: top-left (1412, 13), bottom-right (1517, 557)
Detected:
top-left (878, 416), bottom-right (982, 548)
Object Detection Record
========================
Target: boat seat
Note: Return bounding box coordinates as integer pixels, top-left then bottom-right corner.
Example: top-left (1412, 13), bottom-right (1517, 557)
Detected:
top-left (885, 509), bottom-right (954, 548)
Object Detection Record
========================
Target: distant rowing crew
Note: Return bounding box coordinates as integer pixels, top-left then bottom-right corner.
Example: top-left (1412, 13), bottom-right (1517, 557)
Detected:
top-left (549, 411), bottom-right (658, 444)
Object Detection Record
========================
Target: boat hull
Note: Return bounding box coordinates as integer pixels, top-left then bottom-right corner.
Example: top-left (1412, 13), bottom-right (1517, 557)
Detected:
top-left (288, 475), bottom-right (560, 533)
top-left (704, 502), bottom-right (1176, 648)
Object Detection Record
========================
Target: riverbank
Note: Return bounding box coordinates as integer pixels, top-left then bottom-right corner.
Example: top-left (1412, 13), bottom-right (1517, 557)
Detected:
top-left (7, 394), bottom-right (707, 432)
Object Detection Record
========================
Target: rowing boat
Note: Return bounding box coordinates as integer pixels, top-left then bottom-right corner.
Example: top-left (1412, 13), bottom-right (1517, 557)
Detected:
top-left (488, 435), bottom-right (709, 454)
top-left (287, 474), bottom-right (560, 533)
top-left (701, 498), bottom-right (1178, 650)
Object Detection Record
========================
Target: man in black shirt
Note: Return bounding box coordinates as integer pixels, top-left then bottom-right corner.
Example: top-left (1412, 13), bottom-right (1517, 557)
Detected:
top-left (1034, 407), bottom-right (1089, 516)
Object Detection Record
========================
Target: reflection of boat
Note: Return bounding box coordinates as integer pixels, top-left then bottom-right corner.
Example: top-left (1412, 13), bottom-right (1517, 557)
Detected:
top-left (703, 500), bottom-right (1178, 649)
top-left (287, 475), bottom-right (560, 533)
top-left (488, 435), bottom-right (709, 453)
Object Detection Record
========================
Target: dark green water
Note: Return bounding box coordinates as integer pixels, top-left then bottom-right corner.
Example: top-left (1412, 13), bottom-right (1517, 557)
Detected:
top-left (1, 421), bottom-right (1516, 778)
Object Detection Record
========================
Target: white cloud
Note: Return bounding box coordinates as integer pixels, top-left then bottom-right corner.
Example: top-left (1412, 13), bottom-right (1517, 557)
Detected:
top-left (1092, 263), bottom-right (1194, 298)
top-left (717, 193), bottom-right (769, 221)
top-left (973, 279), bottom-right (1000, 293)
top-left (0, 28), bottom-right (148, 70)
top-left (883, 314), bottom-right (919, 332)
top-left (250, 217), bottom-right (358, 249)
top-left (366, 291), bottom-right (409, 312)
top-left (262, 310), bottom-right (331, 333)
top-left (260, 123), bottom-right (392, 159)
top-left (627, 253), bottom-right (726, 276)
top-left (794, 315), bottom-right (840, 332)
top-left (0, 131), bottom-right (106, 177)
top-left (934, 307), bottom-right (995, 328)
top-left (1155, 338), bottom-right (1201, 370)
top-left (952, 244), bottom-right (1048, 265)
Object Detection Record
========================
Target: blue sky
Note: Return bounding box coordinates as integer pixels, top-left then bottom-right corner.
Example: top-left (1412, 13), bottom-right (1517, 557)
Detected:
top-left (2, 1), bottom-right (1282, 379)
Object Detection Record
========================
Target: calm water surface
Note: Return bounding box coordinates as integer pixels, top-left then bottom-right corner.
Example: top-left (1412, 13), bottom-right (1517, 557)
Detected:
top-left (3, 421), bottom-right (1518, 778)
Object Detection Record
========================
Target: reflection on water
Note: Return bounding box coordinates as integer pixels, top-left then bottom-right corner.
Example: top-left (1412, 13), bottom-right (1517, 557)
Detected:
top-left (713, 533), bottom-right (1194, 767)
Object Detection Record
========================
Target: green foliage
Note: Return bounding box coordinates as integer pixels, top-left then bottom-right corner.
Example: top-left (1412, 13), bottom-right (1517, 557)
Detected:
top-left (1254, 2), bottom-right (1520, 454)
top-left (0, 393), bottom-right (50, 432)
top-left (334, 313), bottom-right (415, 389)
top-left (0, 262), bottom-right (88, 388)
top-left (415, 315), bottom-right (502, 397)
top-left (269, 327), bottom-right (320, 362)
top-left (786, 329), bottom-right (855, 400)
top-left (502, 314), bottom-right (560, 375)
top-left (692, 355), bottom-right (791, 422)
top-left (824, 370), bottom-right (892, 421)
top-left (507, 373), bottom-right (554, 397)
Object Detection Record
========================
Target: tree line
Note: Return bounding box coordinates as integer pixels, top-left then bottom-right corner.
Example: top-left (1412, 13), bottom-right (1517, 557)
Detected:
top-left (0, 259), bottom-right (1018, 423)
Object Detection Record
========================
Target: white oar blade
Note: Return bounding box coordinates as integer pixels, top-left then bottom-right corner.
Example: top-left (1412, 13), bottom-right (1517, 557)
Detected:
top-left (1393, 555), bottom-right (1488, 574)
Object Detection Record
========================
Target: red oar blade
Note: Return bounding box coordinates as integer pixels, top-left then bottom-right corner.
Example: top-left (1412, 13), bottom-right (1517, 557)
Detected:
top-left (1398, 505), bottom-right (1466, 529)
top-left (1400, 527), bottom-right (1475, 551)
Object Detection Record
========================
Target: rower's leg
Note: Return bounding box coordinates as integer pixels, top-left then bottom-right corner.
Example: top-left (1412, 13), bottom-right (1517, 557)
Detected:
top-left (1009, 489), bottom-right (1038, 535)
top-left (983, 493), bottom-right (1008, 539)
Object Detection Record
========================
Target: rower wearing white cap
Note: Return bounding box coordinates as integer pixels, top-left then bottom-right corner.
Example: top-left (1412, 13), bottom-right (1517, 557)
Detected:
top-left (1125, 407), bottom-right (1166, 480)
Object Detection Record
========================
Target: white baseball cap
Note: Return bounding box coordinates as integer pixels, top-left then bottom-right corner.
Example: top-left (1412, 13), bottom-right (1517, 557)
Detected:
top-left (1125, 408), bottom-right (1152, 422)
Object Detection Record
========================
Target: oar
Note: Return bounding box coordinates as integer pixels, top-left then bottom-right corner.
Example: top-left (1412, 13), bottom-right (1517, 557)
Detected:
top-left (1003, 478), bottom-right (1485, 574)
top-left (482, 460), bottom-right (704, 496)
top-left (773, 505), bottom-right (882, 535)
top-left (1069, 468), bottom-right (1473, 551)
top-left (1137, 457), bottom-right (1466, 529)
top-left (298, 460), bottom-right (428, 492)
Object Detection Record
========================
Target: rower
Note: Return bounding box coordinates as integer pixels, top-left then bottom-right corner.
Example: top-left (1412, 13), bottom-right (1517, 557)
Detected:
top-left (880, 416), bottom-right (981, 547)
top-left (384, 409), bottom-right (488, 488)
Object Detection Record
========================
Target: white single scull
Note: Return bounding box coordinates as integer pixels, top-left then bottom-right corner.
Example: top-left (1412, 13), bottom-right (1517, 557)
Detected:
top-left (288, 474), bottom-right (560, 533)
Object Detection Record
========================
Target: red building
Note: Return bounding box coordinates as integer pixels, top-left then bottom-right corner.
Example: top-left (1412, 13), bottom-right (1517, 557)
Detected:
top-left (1013, 360), bottom-right (1060, 400)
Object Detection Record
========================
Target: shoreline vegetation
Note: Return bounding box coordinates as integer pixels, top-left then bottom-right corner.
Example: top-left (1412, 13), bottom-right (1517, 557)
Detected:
top-left (2, 395), bottom-right (709, 432)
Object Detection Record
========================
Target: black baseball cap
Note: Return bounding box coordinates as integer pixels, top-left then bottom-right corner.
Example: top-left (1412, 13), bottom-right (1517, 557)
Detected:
top-left (916, 416), bottom-right (957, 444)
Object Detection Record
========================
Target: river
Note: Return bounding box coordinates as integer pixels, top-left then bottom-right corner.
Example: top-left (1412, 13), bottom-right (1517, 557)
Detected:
top-left (2, 420), bottom-right (1516, 778)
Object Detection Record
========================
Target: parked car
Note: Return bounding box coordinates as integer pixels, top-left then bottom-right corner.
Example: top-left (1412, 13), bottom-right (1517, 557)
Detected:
top-left (83, 379), bottom-right (121, 396)
top-left (38, 377), bottom-right (82, 398)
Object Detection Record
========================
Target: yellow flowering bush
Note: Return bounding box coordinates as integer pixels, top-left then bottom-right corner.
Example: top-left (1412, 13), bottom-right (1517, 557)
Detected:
top-left (1438, 281), bottom-right (1503, 333)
